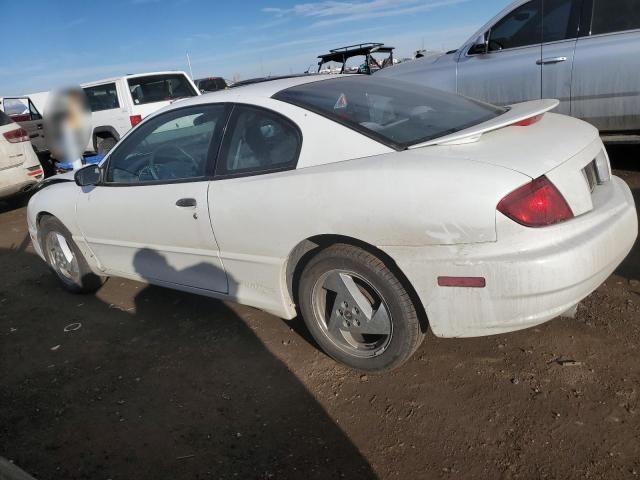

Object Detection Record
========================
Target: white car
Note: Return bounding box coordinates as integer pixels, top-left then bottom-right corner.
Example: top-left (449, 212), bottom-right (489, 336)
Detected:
top-left (0, 110), bottom-right (44, 204)
top-left (26, 76), bottom-right (637, 372)
top-left (80, 71), bottom-right (200, 154)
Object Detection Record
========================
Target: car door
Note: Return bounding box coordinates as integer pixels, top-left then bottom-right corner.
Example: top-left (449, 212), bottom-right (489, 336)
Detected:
top-left (571, 0), bottom-right (640, 131)
top-left (208, 104), bottom-right (302, 302)
top-left (457, 0), bottom-right (543, 106)
top-left (540, 0), bottom-right (583, 115)
top-left (76, 103), bottom-right (231, 293)
top-left (2, 97), bottom-right (46, 152)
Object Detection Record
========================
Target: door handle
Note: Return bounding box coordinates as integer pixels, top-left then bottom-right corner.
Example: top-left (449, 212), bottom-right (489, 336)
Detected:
top-left (537, 56), bottom-right (568, 65)
top-left (37, 124), bottom-right (44, 130)
top-left (176, 198), bottom-right (197, 208)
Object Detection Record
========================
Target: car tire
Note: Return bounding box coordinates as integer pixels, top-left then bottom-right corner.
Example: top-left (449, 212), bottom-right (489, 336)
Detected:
top-left (97, 137), bottom-right (117, 156)
top-left (39, 216), bottom-right (106, 294)
top-left (298, 244), bottom-right (425, 372)
top-left (5, 195), bottom-right (27, 209)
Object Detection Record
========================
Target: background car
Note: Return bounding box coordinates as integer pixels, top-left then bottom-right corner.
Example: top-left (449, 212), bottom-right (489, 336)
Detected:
top-left (27, 76), bottom-right (637, 372)
top-left (194, 77), bottom-right (229, 93)
top-left (81, 71), bottom-right (200, 155)
top-left (0, 110), bottom-right (44, 206)
top-left (0, 96), bottom-right (48, 155)
top-left (378, 0), bottom-right (640, 142)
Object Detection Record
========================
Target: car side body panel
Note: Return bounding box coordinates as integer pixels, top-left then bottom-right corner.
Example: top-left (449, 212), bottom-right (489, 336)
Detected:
top-left (572, 29), bottom-right (640, 132)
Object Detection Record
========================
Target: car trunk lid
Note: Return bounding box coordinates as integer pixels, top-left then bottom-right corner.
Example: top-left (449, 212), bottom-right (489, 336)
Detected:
top-left (415, 110), bottom-right (608, 218)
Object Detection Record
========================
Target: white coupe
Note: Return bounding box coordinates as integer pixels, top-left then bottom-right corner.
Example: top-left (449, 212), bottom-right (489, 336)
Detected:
top-left (27, 75), bottom-right (638, 372)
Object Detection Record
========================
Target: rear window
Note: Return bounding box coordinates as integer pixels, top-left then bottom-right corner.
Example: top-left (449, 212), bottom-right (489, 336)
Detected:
top-left (0, 110), bottom-right (14, 126)
top-left (591, 0), bottom-right (640, 35)
top-left (273, 76), bottom-right (505, 149)
top-left (84, 83), bottom-right (120, 112)
top-left (198, 78), bottom-right (227, 92)
top-left (128, 74), bottom-right (197, 105)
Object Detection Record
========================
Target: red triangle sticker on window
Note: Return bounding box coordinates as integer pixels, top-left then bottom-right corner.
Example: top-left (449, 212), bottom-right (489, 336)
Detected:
top-left (334, 93), bottom-right (348, 110)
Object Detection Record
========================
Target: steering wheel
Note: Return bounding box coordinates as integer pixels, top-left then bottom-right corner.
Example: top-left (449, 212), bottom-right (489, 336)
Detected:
top-left (147, 144), bottom-right (200, 180)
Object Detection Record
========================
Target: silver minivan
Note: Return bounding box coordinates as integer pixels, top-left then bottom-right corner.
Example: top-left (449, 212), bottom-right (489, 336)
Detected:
top-left (379, 0), bottom-right (640, 140)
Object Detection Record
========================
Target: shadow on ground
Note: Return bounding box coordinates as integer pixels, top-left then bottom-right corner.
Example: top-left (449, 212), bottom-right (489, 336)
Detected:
top-left (0, 242), bottom-right (375, 479)
top-left (607, 144), bottom-right (640, 282)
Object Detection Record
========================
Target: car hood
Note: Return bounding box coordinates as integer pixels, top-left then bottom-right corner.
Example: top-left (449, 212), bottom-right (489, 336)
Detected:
top-left (376, 52), bottom-right (445, 77)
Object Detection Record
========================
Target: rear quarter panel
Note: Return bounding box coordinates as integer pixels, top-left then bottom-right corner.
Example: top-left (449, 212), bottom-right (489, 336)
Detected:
top-left (572, 30), bottom-right (640, 131)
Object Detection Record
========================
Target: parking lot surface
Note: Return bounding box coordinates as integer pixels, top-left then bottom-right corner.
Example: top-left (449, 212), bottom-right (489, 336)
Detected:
top-left (1, 146), bottom-right (638, 480)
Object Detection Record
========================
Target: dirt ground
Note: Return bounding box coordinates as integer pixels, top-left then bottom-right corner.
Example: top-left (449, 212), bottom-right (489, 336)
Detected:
top-left (1, 146), bottom-right (638, 480)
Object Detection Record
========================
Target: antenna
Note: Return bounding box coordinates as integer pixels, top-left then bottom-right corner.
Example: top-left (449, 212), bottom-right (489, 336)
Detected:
top-left (186, 52), bottom-right (194, 79)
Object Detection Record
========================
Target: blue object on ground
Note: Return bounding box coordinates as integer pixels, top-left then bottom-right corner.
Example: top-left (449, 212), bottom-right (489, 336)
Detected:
top-left (56, 154), bottom-right (104, 172)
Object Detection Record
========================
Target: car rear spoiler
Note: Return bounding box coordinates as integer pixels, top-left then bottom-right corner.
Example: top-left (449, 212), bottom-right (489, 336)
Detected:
top-left (409, 99), bottom-right (560, 148)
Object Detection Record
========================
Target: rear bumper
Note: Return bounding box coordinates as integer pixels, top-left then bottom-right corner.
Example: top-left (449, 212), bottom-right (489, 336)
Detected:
top-left (0, 148), bottom-right (44, 199)
top-left (383, 176), bottom-right (638, 338)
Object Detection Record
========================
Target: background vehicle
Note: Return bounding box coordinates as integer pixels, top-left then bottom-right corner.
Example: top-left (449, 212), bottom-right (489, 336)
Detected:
top-left (0, 110), bottom-right (44, 205)
top-left (27, 76), bottom-right (637, 372)
top-left (194, 77), bottom-right (228, 93)
top-left (316, 43), bottom-right (396, 75)
top-left (0, 96), bottom-right (48, 154)
top-left (378, 0), bottom-right (640, 141)
top-left (81, 71), bottom-right (200, 155)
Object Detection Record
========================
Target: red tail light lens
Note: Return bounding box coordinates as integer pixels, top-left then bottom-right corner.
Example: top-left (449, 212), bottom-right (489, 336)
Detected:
top-left (130, 115), bottom-right (142, 127)
top-left (3, 127), bottom-right (29, 143)
top-left (513, 114), bottom-right (544, 127)
top-left (497, 176), bottom-right (573, 227)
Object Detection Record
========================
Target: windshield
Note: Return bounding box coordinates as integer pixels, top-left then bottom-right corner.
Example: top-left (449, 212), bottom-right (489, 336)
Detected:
top-left (273, 76), bottom-right (505, 149)
top-left (128, 74), bottom-right (197, 105)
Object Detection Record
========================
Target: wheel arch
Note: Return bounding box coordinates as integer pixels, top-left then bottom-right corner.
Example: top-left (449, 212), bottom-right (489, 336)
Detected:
top-left (92, 126), bottom-right (120, 151)
top-left (284, 234), bottom-right (429, 332)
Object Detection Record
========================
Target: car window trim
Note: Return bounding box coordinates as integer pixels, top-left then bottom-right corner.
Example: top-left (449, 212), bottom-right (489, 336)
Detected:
top-left (212, 103), bottom-right (303, 181)
top-left (100, 102), bottom-right (233, 188)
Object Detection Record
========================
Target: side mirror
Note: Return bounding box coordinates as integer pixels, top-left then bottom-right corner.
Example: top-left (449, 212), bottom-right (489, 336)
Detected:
top-left (468, 35), bottom-right (488, 55)
top-left (75, 165), bottom-right (102, 187)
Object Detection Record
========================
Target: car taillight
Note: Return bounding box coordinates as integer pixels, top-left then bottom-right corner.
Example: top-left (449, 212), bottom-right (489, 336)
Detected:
top-left (130, 115), bottom-right (142, 127)
top-left (497, 176), bottom-right (574, 227)
top-left (513, 114), bottom-right (544, 127)
top-left (3, 127), bottom-right (29, 143)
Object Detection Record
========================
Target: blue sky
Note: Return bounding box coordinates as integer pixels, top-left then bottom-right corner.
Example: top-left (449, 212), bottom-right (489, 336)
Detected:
top-left (1, 0), bottom-right (508, 95)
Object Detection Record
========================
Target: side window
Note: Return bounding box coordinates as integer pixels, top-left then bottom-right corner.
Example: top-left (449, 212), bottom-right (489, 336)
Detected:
top-left (488, 0), bottom-right (542, 51)
top-left (83, 83), bottom-right (120, 112)
top-left (591, 0), bottom-right (640, 35)
top-left (105, 104), bottom-right (228, 184)
top-left (216, 105), bottom-right (302, 177)
top-left (543, 0), bottom-right (579, 43)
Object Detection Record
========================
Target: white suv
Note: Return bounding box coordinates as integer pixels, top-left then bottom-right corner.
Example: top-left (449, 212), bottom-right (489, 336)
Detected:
top-left (0, 110), bottom-right (44, 205)
top-left (81, 71), bottom-right (200, 154)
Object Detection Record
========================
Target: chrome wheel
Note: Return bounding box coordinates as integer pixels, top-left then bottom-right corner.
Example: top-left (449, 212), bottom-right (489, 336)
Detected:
top-left (311, 270), bottom-right (393, 358)
top-left (45, 231), bottom-right (80, 285)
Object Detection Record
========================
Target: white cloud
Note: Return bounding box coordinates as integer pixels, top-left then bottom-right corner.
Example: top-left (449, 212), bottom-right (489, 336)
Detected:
top-left (263, 0), bottom-right (469, 27)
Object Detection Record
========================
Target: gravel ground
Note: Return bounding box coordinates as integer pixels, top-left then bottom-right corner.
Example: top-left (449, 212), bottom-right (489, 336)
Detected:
top-left (0, 146), bottom-right (638, 480)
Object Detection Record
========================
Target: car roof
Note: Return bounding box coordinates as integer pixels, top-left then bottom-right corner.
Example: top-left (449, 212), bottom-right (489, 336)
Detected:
top-left (80, 71), bottom-right (192, 88)
top-left (170, 74), bottom-right (344, 109)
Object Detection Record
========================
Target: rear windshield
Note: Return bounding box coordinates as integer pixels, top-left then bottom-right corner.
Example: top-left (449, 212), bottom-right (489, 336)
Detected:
top-left (273, 76), bottom-right (505, 149)
top-left (0, 110), bottom-right (14, 126)
top-left (128, 74), bottom-right (197, 105)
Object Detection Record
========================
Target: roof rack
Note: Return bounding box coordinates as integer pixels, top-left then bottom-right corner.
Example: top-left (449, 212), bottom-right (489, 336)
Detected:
top-left (317, 43), bottom-right (395, 75)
